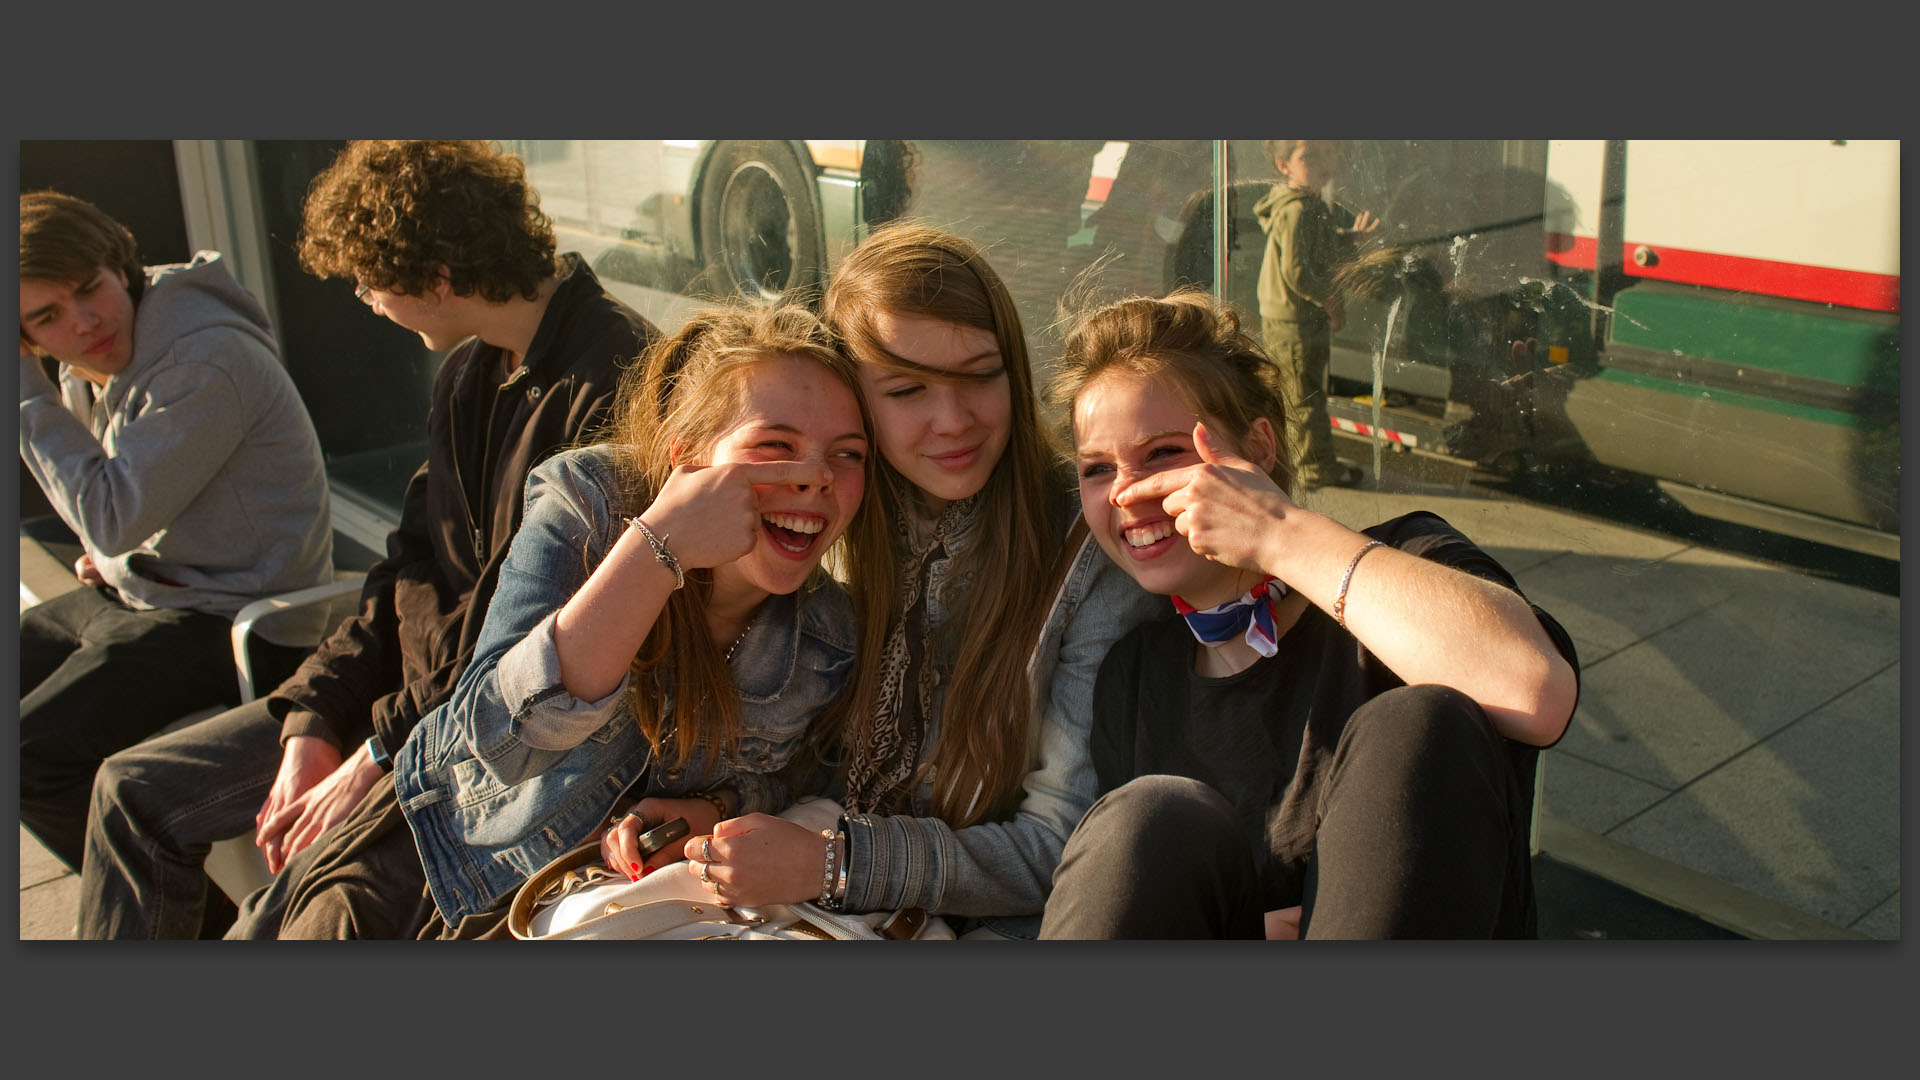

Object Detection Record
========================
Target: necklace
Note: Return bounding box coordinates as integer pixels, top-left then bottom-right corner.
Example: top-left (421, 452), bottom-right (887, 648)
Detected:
top-left (723, 617), bottom-right (756, 663)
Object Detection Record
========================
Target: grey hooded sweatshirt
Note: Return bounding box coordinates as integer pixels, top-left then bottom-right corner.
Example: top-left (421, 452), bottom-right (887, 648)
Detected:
top-left (20, 252), bottom-right (334, 646)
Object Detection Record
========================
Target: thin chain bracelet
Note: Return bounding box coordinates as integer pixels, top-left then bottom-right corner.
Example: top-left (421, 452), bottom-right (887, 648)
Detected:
top-left (1333, 540), bottom-right (1385, 630)
top-left (626, 516), bottom-right (684, 590)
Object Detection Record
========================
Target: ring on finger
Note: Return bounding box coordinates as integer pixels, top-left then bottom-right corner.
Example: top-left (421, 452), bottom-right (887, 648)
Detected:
top-left (702, 836), bottom-right (716, 864)
top-left (699, 860), bottom-right (713, 885)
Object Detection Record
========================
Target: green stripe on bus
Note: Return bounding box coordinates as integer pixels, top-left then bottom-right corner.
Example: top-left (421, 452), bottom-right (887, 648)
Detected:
top-left (1610, 285), bottom-right (1899, 390)
top-left (1594, 368), bottom-right (1879, 428)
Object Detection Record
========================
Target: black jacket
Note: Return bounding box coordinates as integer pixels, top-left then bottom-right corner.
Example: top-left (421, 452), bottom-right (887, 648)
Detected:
top-left (273, 255), bottom-right (657, 757)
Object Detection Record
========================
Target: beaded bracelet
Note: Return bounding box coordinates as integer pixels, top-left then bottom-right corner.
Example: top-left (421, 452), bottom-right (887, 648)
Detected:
top-left (688, 789), bottom-right (728, 823)
top-left (817, 828), bottom-right (840, 909)
top-left (1332, 540), bottom-right (1385, 630)
top-left (625, 516), bottom-right (685, 590)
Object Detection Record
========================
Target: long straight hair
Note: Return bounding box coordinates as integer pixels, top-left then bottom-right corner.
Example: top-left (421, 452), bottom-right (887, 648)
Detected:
top-left (605, 303), bottom-right (873, 768)
top-left (822, 223), bottom-right (1069, 827)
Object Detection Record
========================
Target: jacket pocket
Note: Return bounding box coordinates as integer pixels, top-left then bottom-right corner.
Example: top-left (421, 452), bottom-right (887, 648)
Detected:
top-left (450, 756), bottom-right (511, 811)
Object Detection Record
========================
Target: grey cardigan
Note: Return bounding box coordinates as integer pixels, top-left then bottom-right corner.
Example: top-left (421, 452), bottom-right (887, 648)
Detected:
top-left (840, 501), bottom-right (1164, 930)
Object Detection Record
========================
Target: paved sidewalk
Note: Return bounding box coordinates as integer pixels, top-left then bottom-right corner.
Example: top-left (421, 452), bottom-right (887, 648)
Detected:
top-left (20, 826), bottom-right (79, 940)
top-left (1299, 477), bottom-right (1898, 939)
top-left (19, 472), bottom-right (1899, 939)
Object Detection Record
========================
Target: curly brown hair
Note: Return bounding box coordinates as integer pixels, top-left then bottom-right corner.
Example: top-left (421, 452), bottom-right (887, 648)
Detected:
top-left (1050, 288), bottom-right (1296, 495)
top-left (297, 141), bottom-right (555, 302)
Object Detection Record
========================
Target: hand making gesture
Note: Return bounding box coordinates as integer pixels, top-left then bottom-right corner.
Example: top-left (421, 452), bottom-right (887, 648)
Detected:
top-left (553, 456), bottom-right (835, 703)
top-left (1113, 420), bottom-right (1294, 577)
top-left (633, 458), bottom-right (836, 573)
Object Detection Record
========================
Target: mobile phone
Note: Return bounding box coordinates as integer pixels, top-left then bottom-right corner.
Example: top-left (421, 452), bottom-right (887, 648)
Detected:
top-left (636, 816), bottom-right (691, 857)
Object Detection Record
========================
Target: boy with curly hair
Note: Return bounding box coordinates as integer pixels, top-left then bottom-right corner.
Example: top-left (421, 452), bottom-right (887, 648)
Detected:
top-left (19, 192), bottom-right (334, 872)
top-left (79, 141), bottom-right (661, 938)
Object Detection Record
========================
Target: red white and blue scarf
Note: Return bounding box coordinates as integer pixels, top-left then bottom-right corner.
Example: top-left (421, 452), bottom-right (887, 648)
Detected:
top-left (1171, 577), bottom-right (1286, 657)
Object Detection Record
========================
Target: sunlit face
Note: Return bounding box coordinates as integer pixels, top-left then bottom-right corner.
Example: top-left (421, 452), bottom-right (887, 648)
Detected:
top-left (1074, 368), bottom-right (1248, 607)
top-left (857, 312), bottom-right (1013, 511)
top-left (358, 279), bottom-right (468, 352)
top-left (1279, 141), bottom-right (1339, 193)
top-left (698, 354), bottom-right (869, 599)
top-left (20, 267), bottom-right (137, 384)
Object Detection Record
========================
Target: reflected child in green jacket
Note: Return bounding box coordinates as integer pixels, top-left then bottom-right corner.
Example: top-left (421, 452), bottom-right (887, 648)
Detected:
top-left (1253, 139), bottom-right (1378, 489)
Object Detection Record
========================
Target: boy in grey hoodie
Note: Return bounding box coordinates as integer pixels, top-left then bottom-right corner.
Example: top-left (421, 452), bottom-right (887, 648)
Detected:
top-left (19, 191), bottom-right (333, 870)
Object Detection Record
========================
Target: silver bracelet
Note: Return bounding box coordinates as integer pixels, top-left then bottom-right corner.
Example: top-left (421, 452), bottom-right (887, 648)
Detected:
top-left (625, 515), bottom-right (684, 590)
top-left (831, 826), bottom-right (849, 906)
top-left (817, 828), bottom-right (840, 909)
top-left (1332, 540), bottom-right (1385, 630)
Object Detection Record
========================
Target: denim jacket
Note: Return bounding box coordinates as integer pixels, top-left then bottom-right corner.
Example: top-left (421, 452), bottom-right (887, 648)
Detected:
top-left (839, 504), bottom-right (1163, 933)
top-left (395, 445), bottom-right (855, 922)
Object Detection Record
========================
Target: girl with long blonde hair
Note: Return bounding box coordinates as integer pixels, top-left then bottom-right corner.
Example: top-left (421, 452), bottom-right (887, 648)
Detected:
top-left (682, 225), bottom-right (1160, 936)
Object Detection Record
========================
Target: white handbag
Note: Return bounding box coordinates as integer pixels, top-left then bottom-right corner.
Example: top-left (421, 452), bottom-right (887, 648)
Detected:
top-left (507, 797), bottom-right (953, 941)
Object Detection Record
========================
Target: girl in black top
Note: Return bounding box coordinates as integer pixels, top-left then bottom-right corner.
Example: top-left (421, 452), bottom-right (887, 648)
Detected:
top-left (1039, 291), bottom-right (1579, 939)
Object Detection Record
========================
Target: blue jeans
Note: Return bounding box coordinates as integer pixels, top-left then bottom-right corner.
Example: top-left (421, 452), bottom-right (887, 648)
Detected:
top-left (76, 698), bottom-right (288, 938)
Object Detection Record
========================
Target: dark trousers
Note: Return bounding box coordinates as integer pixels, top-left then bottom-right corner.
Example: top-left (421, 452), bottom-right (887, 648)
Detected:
top-left (20, 585), bottom-right (303, 871)
top-left (227, 774), bottom-right (436, 940)
top-left (1040, 685), bottom-right (1534, 939)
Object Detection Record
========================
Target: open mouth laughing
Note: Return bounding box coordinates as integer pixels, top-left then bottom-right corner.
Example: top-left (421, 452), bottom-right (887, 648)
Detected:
top-left (762, 512), bottom-right (828, 558)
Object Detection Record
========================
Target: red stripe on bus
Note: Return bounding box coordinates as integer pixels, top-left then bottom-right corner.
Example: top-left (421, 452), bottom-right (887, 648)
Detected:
top-left (1331, 417), bottom-right (1416, 447)
top-left (1543, 234), bottom-right (1898, 313)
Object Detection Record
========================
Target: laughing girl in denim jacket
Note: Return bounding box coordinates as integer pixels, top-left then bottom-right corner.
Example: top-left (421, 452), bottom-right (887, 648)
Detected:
top-left (393, 304), bottom-right (875, 929)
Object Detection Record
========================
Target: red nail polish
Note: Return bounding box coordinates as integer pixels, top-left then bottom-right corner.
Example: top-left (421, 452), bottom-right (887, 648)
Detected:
top-left (641, 866), bottom-right (653, 878)
top-left (630, 862), bottom-right (640, 872)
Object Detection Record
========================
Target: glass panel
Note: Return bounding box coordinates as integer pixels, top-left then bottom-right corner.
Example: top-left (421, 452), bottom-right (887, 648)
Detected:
top-left (498, 140), bottom-right (1223, 373)
top-left (1226, 138), bottom-right (1900, 938)
top-left (250, 141), bottom-right (439, 548)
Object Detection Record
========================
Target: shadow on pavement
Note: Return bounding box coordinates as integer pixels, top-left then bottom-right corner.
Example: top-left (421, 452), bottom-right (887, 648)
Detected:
top-left (1534, 854), bottom-right (1744, 940)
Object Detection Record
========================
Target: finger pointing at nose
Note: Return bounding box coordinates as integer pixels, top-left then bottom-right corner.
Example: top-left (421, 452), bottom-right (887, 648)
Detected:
top-left (1114, 467), bottom-right (1196, 506)
top-left (738, 461), bottom-right (835, 489)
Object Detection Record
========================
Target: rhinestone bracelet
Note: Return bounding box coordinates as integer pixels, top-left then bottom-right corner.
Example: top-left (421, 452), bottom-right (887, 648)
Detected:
top-left (831, 825), bottom-right (849, 907)
top-left (817, 828), bottom-right (840, 909)
top-left (625, 515), bottom-right (684, 590)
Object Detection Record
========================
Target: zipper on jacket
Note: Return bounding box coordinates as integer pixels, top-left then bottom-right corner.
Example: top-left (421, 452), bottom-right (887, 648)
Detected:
top-left (449, 356), bottom-right (533, 563)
